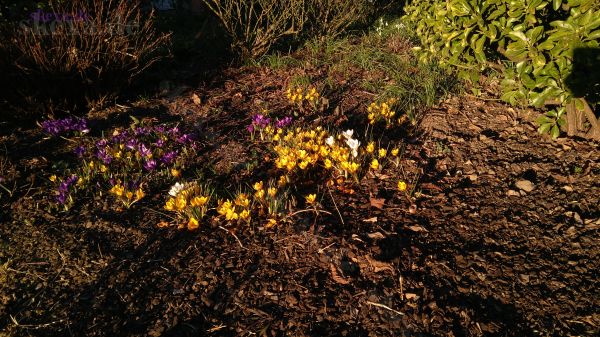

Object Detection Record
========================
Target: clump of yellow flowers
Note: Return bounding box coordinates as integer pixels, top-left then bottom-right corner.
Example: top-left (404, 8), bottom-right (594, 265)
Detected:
top-left (268, 127), bottom-right (362, 183)
top-left (216, 192), bottom-right (252, 224)
top-left (109, 181), bottom-right (145, 208)
top-left (253, 180), bottom-right (284, 216)
top-left (286, 85), bottom-right (320, 108)
top-left (367, 98), bottom-right (407, 127)
top-left (164, 182), bottom-right (211, 230)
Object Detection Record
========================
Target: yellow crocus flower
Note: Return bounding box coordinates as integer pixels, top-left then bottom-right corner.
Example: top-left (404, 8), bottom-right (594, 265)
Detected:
top-left (188, 217), bottom-right (199, 230)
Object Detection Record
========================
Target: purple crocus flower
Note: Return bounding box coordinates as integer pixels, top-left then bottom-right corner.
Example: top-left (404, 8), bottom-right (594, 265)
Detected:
top-left (177, 133), bottom-right (195, 144)
top-left (111, 132), bottom-right (127, 143)
top-left (74, 145), bottom-right (86, 158)
top-left (251, 114), bottom-right (270, 128)
top-left (56, 174), bottom-right (78, 205)
top-left (96, 148), bottom-right (113, 165)
top-left (134, 127), bottom-right (150, 136)
top-left (138, 143), bottom-right (152, 158)
top-left (96, 139), bottom-right (108, 148)
top-left (169, 126), bottom-right (181, 136)
top-left (275, 116), bottom-right (293, 129)
top-left (247, 124), bottom-right (255, 133)
top-left (143, 159), bottom-right (157, 171)
top-left (161, 151), bottom-right (178, 165)
top-left (41, 117), bottom-right (89, 136)
top-left (125, 138), bottom-right (139, 150)
top-left (154, 138), bottom-right (165, 148)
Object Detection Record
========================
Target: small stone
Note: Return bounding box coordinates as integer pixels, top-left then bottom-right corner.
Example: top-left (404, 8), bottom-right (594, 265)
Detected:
top-left (507, 190), bottom-right (520, 196)
top-left (468, 174), bottom-right (478, 182)
top-left (515, 180), bottom-right (535, 192)
top-left (562, 185), bottom-right (574, 192)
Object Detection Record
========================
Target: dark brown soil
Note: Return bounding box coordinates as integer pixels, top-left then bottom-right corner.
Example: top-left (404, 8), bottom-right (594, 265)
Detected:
top-left (1, 65), bottom-right (599, 337)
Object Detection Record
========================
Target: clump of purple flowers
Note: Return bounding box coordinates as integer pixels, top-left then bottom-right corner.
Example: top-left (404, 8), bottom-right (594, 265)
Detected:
top-left (41, 117), bottom-right (89, 136)
top-left (247, 114), bottom-right (293, 134)
top-left (275, 116), bottom-right (293, 129)
top-left (56, 174), bottom-right (78, 205)
top-left (48, 122), bottom-right (199, 211)
top-left (89, 125), bottom-right (196, 172)
top-left (247, 114), bottom-right (271, 133)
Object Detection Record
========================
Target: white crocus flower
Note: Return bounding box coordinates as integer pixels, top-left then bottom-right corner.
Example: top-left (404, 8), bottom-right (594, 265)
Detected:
top-left (326, 136), bottom-right (335, 146)
top-left (346, 138), bottom-right (360, 157)
top-left (169, 182), bottom-right (185, 197)
top-left (342, 129), bottom-right (354, 140)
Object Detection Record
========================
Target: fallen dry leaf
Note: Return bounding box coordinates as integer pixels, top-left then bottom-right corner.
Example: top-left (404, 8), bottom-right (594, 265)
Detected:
top-left (407, 225), bottom-right (428, 232)
top-left (367, 232), bottom-right (385, 239)
top-left (157, 221), bottom-right (170, 228)
top-left (404, 293), bottom-right (418, 300)
top-left (330, 264), bottom-right (351, 285)
top-left (363, 217), bottom-right (378, 223)
top-left (369, 194), bottom-right (386, 210)
top-left (365, 255), bottom-right (394, 273)
top-left (192, 93), bottom-right (201, 105)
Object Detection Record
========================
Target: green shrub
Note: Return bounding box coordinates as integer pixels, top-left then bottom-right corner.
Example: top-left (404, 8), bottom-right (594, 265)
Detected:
top-left (404, 0), bottom-right (600, 139)
top-left (4, 0), bottom-right (171, 115)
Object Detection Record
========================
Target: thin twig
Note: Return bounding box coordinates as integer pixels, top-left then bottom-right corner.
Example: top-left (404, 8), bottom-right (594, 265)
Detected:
top-left (327, 186), bottom-right (344, 225)
top-left (9, 315), bottom-right (68, 330)
top-left (287, 208), bottom-right (332, 217)
top-left (142, 206), bottom-right (177, 220)
top-left (218, 226), bottom-right (246, 250)
top-left (366, 301), bottom-right (405, 316)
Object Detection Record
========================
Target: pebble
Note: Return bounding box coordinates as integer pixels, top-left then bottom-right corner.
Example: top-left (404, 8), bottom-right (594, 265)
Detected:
top-left (515, 180), bottom-right (535, 192)
top-left (507, 190), bottom-right (520, 196)
top-left (562, 185), bottom-right (574, 192)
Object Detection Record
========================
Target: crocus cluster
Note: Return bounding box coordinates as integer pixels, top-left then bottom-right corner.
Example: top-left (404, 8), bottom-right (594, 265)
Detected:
top-left (48, 122), bottom-right (198, 210)
top-left (265, 125), bottom-right (403, 187)
top-left (41, 117), bottom-right (89, 136)
top-left (286, 86), bottom-right (320, 107)
top-left (247, 114), bottom-right (293, 141)
top-left (269, 127), bottom-right (362, 180)
top-left (164, 182), bottom-right (211, 230)
top-left (247, 114), bottom-right (270, 133)
top-left (89, 125), bottom-right (196, 173)
top-left (367, 98), bottom-right (405, 127)
top-left (275, 116), bottom-right (293, 129)
top-left (54, 174), bottom-right (78, 206)
top-left (217, 192), bottom-right (252, 223)
top-left (109, 180), bottom-right (145, 208)
top-left (252, 180), bottom-right (286, 220)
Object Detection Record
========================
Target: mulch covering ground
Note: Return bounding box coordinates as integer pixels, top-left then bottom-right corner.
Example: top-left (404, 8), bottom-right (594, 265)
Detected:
top-left (1, 66), bottom-right (599, 337)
